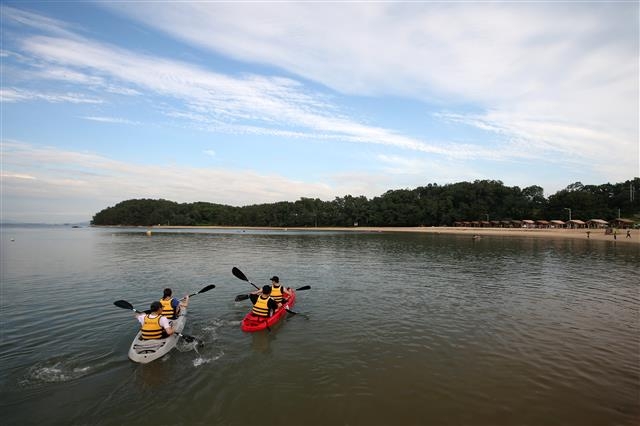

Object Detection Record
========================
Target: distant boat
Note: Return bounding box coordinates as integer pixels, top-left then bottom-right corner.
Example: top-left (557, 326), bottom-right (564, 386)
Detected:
top-left (72, 225), bottom-right (81, 228)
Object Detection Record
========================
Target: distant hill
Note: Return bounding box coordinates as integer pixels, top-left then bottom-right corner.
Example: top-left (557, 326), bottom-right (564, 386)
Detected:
top-left (91, 178), bottom-right (640, 227)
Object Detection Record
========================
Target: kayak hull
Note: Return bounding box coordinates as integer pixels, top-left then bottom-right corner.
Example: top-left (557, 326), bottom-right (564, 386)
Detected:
top-left (128, 307), bottom-right (187, 364)
top-left (241, 290), bottom-right (296, 332)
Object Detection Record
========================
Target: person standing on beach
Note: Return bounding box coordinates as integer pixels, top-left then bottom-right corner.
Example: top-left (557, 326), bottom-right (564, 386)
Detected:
top-left (627, 230), bottom-right (631, 238)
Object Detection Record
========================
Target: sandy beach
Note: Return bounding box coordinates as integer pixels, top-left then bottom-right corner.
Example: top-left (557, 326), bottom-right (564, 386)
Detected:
top-left (145, 225), bottom-right (639, 244)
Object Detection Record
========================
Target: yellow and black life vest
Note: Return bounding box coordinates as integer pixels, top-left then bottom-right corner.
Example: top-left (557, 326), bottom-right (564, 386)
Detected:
top-left (141, 314), bottom-right (165, 340)
top-left (252, 295), bottom-right (271, 317)
top-left (270, 285), bottom-right (284, 302)
top-left (160, 298), bottom-right (176, 319)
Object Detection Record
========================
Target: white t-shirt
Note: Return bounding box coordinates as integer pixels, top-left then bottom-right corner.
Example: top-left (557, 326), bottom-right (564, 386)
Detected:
top-left (137, 313), bottom-right (171, 329)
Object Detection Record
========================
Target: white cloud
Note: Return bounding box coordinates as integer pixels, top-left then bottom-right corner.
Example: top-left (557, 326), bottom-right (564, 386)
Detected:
top-left (203, 149), bottom-right (216, 158)
top-left (0, 141), bottom-right (363, 221)
top-left (1, 87), bottom-right (103, 104)
top-left (81, 116), bottom-right (140, 125)
top-left (1, 172), bottom-right (36, 180)
top-left (376, 153), bottom-right (483, 183)
top-left (1, 5), bottom-right (80, 39)
top-left (104, 2), bottom-right (638, 178)
top-left (12, 28), bottom-right (523, 162)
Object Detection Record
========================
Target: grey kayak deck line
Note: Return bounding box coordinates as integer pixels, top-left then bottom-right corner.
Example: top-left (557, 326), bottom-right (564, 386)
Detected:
top-left (128, 307), bottom-right (187, 364)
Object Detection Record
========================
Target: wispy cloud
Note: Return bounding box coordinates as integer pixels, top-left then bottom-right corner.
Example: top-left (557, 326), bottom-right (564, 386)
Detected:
top-left (81, 116), bottom-right (140, 125)
top-left (1, 172), bottom-right (36, 180)
top-left (105, 2), bottom-right (638, 178)
top-left (7, 13), bottom-right (517, 162)
top-left (1, 88), bottom-right (103, 104)
top-left (377, 154), bottom-right (481, 183)
top-left (1, 5), bottom-right (80, 39)
top-left (1, 140), bottom-right (338, 212)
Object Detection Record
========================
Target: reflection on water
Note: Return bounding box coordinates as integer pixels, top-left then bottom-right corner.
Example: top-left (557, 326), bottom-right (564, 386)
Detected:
top-left (0, 226), bottom-right (638, 425)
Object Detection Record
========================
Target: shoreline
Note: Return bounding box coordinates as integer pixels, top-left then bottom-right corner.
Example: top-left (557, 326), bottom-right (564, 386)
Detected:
top-left (104, 225), bottom-right (639, 244)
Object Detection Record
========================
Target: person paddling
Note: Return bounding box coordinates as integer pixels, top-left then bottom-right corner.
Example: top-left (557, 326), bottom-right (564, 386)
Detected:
top-left (249, 285), bottom-right (279, 317)
top-left (160, 288), bottom-right (189, 319)
top-left (136, 301), bottom-right (175, 340)
top-left (269, 276), bottom-right (292, 306)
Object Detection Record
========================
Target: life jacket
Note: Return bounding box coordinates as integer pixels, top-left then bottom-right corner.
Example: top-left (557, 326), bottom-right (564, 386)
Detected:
top-left (252, 295), bottom-right (271, 317)
top-left (270, 285), bottom-right (284, 302)
top-left (141, 314), bottom-right (165, 340)
top-left (160, 298), bottom-right (176, 319)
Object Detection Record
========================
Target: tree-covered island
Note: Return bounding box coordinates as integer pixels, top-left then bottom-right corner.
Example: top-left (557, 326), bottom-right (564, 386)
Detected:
top-left (91, 179), bottom-right (640, 227)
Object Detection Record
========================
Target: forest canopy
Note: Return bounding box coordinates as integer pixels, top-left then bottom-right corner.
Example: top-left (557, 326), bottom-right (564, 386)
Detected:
top-left (91, 179), bottom-right (640, 227)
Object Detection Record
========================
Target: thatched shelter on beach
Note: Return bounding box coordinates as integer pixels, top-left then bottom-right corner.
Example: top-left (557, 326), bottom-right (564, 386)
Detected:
top-left (550, 220), bottom-right (566, 228)
top-left (536, 220), bottom-right (551, 228)
top-left (611, 218), bottom-right (635, 228)
top-left (568, 219), bottom-right (586, 228)
top-left (587, 219), bottom-right (609, 229)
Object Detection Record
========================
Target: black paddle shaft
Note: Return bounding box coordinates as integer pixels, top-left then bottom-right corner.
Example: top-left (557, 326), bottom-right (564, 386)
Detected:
top-left (184, 284), bottom-right (216, 298)
top-left (233, 284), bottom-right (311, 302)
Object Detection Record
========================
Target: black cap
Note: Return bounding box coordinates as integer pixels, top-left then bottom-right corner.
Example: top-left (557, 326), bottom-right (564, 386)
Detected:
top-left (270, 276), bottom-right (279, 283)
top-left (262, 285), bottom-right (272, 294)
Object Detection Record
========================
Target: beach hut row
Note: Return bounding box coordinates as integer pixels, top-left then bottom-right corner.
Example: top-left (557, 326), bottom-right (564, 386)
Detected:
top-left (453, 218), bottom-right (635, 229)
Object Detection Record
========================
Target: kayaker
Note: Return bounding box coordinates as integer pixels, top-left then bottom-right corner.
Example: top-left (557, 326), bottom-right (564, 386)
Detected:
top-left (249, 285), bottom-right (279, 317)
top-left (160, 288), bottom-right (189, 319)
top-left (136, 301), bottom-right (175, 339)
top-left (269, 276), bottom-right (292, 305)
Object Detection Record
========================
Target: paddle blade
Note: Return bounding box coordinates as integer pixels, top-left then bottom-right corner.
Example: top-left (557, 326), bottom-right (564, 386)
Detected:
top-left (198, 284), bottom-right (216, 294)
top-left (235, 294), bottom-right (250, 302)
top-left (295, 285), bottom-right (311, 291)
top-left (232, 267), bottom-right (248, 281)
top-left (285, 308), bottom-right (310, 320)
top-left (114, 300), bottom-right (134, 310)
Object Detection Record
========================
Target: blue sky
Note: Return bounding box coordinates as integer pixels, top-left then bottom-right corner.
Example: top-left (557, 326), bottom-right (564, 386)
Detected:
top-left (1, 2), bottom-right (638, 223)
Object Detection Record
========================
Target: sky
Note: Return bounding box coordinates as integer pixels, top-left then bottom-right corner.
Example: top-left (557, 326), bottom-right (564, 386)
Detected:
top-left (1, 1), bottom-right (638, 223)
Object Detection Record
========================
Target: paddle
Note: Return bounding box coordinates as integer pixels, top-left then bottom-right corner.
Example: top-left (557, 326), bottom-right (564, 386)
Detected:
top-left (284, 307), bottom-right (309, 319)
top-left (234, 285), bottom-right (311, 302)
top-left (183, 284), bottom-right (216, 299)
top-left (232, 266), bottom-right (260, 290)
top-left (232, 267), bottom-right (273, 331)
top-left (113, 299), bottom-right (201, 344)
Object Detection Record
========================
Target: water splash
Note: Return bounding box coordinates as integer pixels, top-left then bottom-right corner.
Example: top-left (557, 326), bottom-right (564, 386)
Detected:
top-left (21, 360), bottom-right (92, 385)
top-left (192, 351), bottom-right (224, 367)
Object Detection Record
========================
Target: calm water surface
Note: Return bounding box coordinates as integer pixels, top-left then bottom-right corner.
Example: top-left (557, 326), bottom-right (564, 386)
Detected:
top-left (1, 226), bottom-right (638, 426)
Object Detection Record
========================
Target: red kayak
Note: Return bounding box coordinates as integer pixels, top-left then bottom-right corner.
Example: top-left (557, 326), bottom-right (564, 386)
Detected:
top-left (241, 290), bottom-right (296, 332)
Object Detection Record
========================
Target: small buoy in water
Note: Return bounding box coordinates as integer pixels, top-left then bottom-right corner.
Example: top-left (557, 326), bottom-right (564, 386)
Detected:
top-left (11, 238), bottom-right (15, 242)
top-left (146, 230), bottom-right (152, 236)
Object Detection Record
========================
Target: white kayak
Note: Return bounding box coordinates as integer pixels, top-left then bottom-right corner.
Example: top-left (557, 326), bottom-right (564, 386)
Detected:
top-left (128, 307), bottom-right (187, 364)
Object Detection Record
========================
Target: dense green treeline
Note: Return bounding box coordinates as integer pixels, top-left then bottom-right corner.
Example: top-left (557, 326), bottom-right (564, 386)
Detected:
top-left (91, 178), bottom-right (640, 227)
